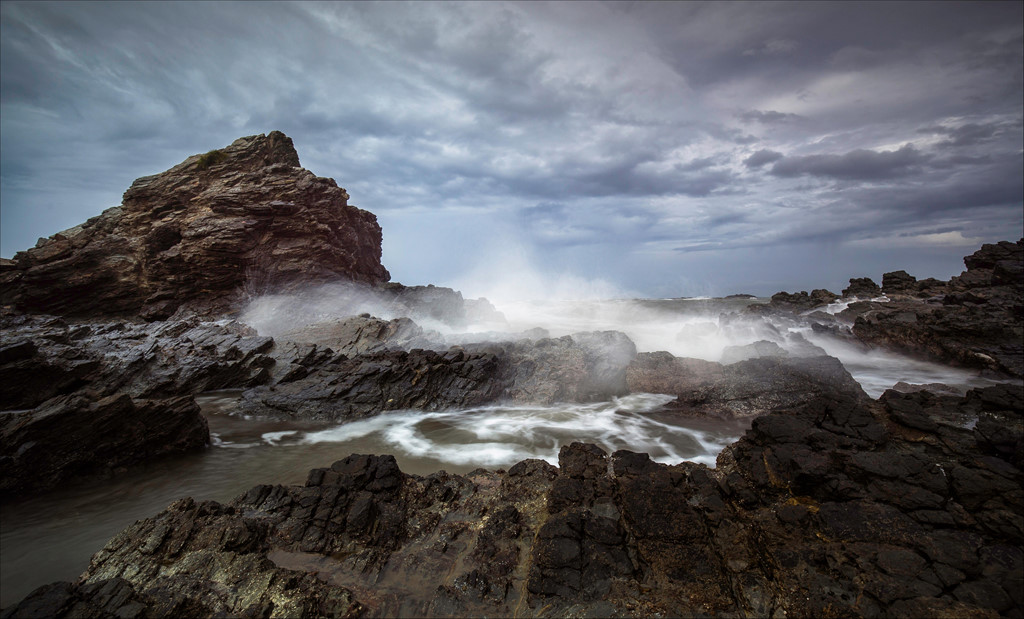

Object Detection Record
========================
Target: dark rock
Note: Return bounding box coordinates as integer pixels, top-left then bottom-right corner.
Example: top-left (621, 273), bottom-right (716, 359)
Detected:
top-left (881, 269), bottom-right (917, 294)
top-left (851, 241), bottom-right (1023, 377)
top-left (278, 314), bottom-right (442, 356)
top-left (843, 277), bottom-right (881, 298)
top-left (0, 392), bottom-right (207, 497)
top-left (8, 381), bottom-right (1023, 618)
top-left (239, 330), bottom-right (637, 419)
top-left (627, 351), bottom-right (866, 419)
top-left (720, 339), bottom-right (788, 364)
top-left (769, 288), bottom-right (838, 311)
top-left (0, 132), bottom-right (389, 319)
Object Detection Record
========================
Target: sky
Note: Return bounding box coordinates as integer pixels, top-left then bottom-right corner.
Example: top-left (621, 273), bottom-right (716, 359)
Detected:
top-left (2, 1), bottom-right (1022, 299)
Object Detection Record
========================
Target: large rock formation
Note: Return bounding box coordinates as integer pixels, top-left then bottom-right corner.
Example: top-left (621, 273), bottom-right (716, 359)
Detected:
top-left (0, 131), bottom-right (389, 320)
top-left (7, 384), bottom-right (1021, 617)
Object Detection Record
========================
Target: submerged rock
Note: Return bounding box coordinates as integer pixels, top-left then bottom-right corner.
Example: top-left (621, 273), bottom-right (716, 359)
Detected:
top-left (0, 131), bottom-right (389, 320)
top-left (8, 385), bottom-right (1020, 617)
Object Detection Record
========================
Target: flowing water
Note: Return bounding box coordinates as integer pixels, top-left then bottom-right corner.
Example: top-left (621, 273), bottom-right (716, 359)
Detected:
top-left (0, 296), bottom-right (1007, 607)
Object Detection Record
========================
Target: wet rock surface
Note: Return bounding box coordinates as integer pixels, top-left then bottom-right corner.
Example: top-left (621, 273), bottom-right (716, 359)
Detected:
top-left (0, 311), bottom-right (277, 495)
top-left (0, 131), bottom-right (389, 319)
top-left (626, 350), bottom-right (867, 419)
top-left (0, 392), bottom-right (207, 498)
top-left (238, 330), bottom-right (637, 420)
top-left (7, 384), bottom-right (1020, 618)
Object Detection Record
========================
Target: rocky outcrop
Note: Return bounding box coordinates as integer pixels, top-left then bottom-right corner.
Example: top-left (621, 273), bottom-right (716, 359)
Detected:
top-left (843, 276), bottom-right (882, 298)
top-left (0, 311), bottom-right (278, 495)
top-left (8, 384), bottom-right (1021, 618)
top-left (239, 348), bottom-right (506, 420)
top-left (278, 314), bottom-right (443, 357)
top-left (0, 132), bottom-right (389, 320)
top-left (768, 288), bottom-right (838, 311)
top-left (238, 330), bottom-right (638, 420)
top-left (881, 269), bottom-right (917, 294)
top-left (626, 350), bottom-right (866, 419)
top-left (851, 240), bottom-right (1024, 377)
top-left (0, 312), bottom-right (276, 410)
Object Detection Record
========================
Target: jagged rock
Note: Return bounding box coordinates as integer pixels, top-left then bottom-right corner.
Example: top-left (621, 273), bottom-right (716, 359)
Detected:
top-left (238, 348), bottom-right (506, 419)
top-left (0, 392), bottom-right (207, 497)
top-left (278, 314), bottom-right (443, 356)
top-left (0, 311), bottom-right (281, 495)
top-left (626, 351), bottom-right (866, 419)
top-left (485, 330), bottom-right (638, 405)
top-left (882, 270), bottom-right (917, 294)
top-left (0, 132), bottom-right (389, 320)
top-left (9, 385), bottom-right (1020, 618)
top-left (843, 277), bottom-right (882, 298)
top-left (377, 283), bottom-right (470, 327)
top-left (0, 311), bottom-right (276, 409)
top-left (769, 288), bottom-right (839, 311)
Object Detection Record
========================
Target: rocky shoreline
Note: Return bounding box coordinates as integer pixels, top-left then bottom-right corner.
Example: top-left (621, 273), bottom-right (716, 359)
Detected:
top-left (2, 133), bottom-right (1021, 617)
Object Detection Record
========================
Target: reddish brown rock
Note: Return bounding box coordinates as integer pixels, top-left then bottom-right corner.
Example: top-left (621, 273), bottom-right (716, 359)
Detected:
top-left (0, 131), bottom-right (389, 320)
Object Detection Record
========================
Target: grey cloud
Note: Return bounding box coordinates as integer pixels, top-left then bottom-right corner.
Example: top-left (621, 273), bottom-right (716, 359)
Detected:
top-left (2, 1), bottom-right (1022, 297)
top-left (737, 110), bottom-right (803, 124)
top-left (742, 38), bottom-right (798, 56)
top-left (743, 149), bottom-right (784, 168)
top-left (770, 145), bottom-right (929, 181)
top-left (918, 123), bottom-right (1000, 147)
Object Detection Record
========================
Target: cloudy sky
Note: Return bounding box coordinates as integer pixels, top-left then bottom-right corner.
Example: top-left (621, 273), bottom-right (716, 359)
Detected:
top-left (2, 1), bottom-right (1022, 298)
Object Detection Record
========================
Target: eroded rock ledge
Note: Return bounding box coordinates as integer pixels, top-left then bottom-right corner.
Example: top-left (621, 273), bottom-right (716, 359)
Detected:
top-left (6, 385), bottom-right (1021, 618)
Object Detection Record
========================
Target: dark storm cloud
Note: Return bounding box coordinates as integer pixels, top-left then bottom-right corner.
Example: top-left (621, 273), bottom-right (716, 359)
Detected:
top-left (2, 1), bottom-right (1022, 297)
top-left (769, 145), bottom-right (930, 181)
top-left (743, 150), bottom-right (784, 168)
top-left (918, 122), bottom-right (1004, 148)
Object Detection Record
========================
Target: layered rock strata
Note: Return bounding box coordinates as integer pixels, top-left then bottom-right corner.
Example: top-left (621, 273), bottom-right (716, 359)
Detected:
top-left (0, 132), bottom-right (389, 320)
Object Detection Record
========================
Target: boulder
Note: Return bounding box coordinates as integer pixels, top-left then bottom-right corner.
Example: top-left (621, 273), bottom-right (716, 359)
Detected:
top-left (0, 132), bottom-right (389, 320)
